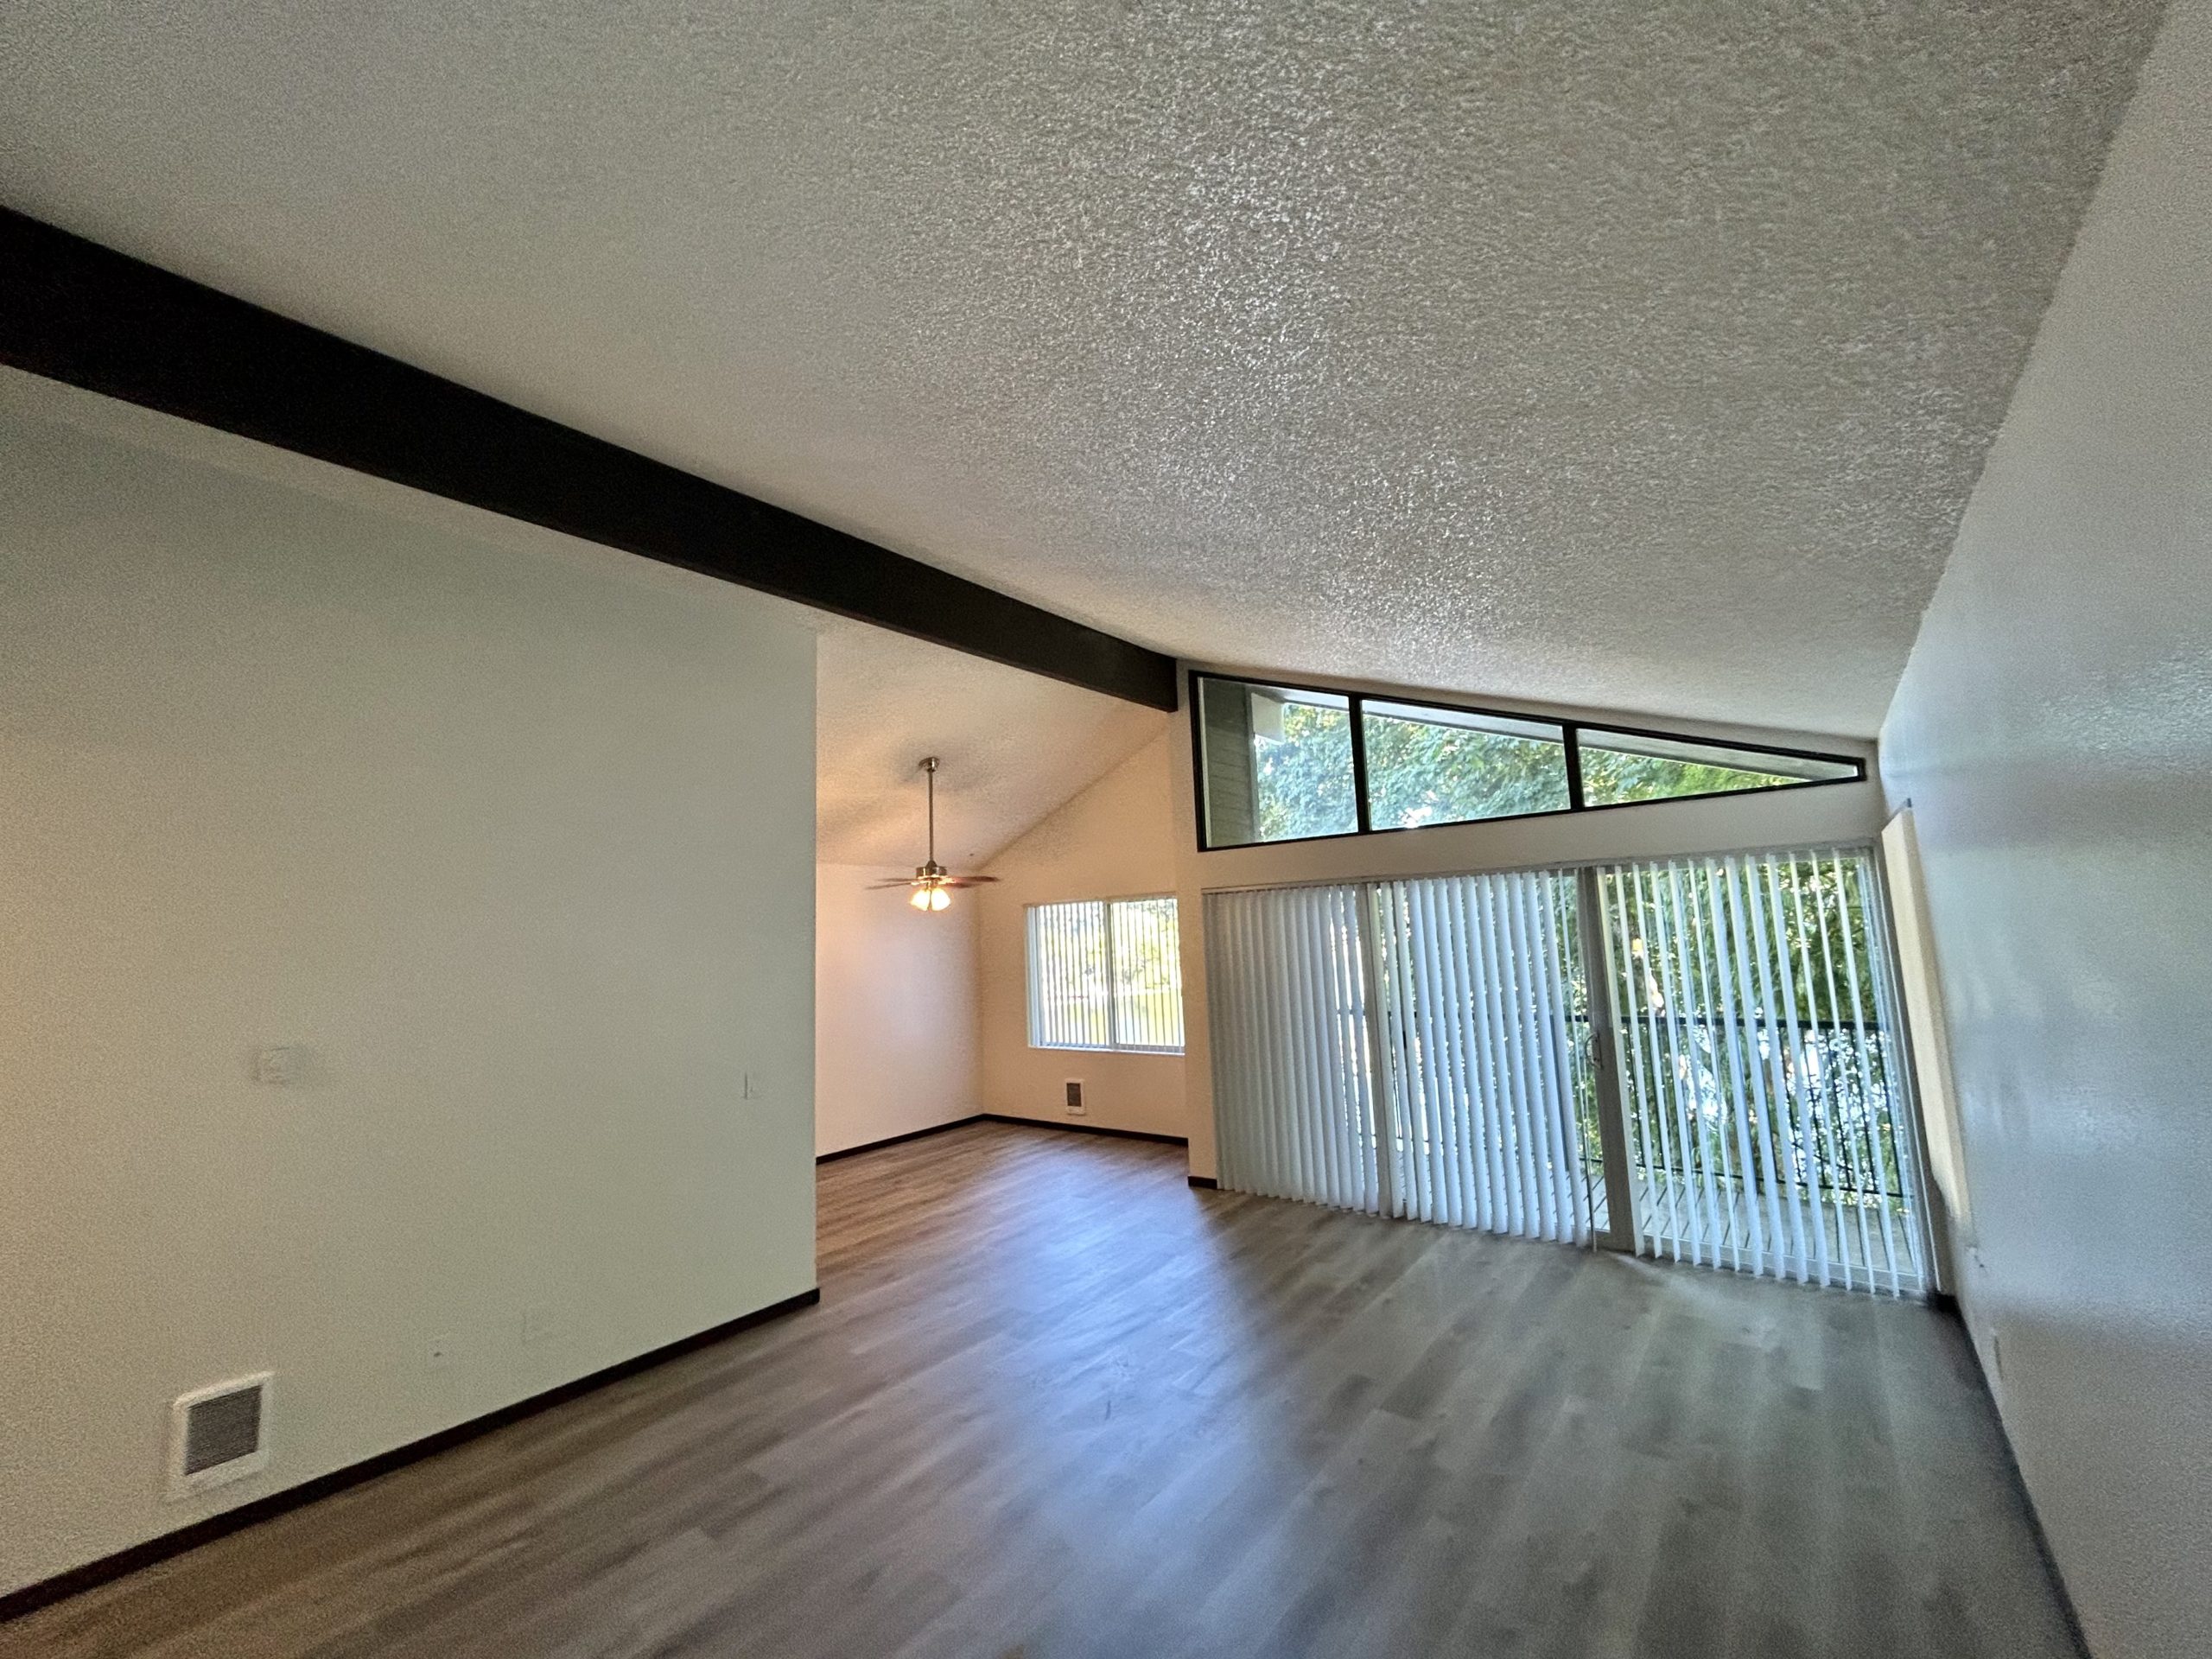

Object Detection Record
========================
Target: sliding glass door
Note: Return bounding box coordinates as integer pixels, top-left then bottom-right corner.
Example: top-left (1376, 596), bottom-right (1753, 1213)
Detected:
top-left (1367, 872), bottom-right (1599, 1243)
top-left (1205, 870), bottom-right (1604, 1247)
top-left (1204, 846), bottom-right (1932, 1296)
top-left (1592, 849), bottom-right (1929, 1294)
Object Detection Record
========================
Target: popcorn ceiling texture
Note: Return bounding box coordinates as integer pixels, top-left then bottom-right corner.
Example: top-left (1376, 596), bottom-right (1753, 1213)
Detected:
top-left (0, 2), bottom-right (2167, 736)
top-left (815, 620), bottom-right (1165, 868)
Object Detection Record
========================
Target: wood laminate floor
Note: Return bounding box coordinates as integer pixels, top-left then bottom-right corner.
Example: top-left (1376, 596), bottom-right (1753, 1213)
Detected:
top-left (3, 1121), bottom-right (2075, 1658)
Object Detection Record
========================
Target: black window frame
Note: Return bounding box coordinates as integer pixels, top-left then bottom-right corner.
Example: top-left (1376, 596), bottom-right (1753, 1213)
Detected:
top-left (1188, 670), bottom-right (1866, 853)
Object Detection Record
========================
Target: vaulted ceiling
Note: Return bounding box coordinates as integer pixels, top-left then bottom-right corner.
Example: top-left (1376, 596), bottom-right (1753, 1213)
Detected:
top-left (815, 621), bottom-right (1164, 868)
top-left (0, 2), bottom-right (2165, 841)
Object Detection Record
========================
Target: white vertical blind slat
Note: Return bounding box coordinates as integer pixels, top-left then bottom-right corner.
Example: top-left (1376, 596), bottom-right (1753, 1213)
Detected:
top-left (1292, 898), bottom-right (1327, 1211)
top-left (1783, 856), bottom-right (1840, 1282)
top-left (1536, 871), bottom-right (1589, 1239)
top-left (1660, 865), bottom-right (1723, 1267)
top-left (1612, 868), bottom-right (1665, 1258)
top-left (1516, 873), bottom-right (1570, 1241)
top-left (1696, 861), bottom-right (1764, 1273)
top-left (1335, 890), bottom-right (1371, 1210)
top-left (1482, 873), bottom-right (1533, 1238)
top-left (1503, 874), bottom-right (1548, 1237)
top-left (1294, 887), bottom-right (1335, 1205)
top-left (1834, 852), bottom-right (1905, 1285)
top-left (1855, 856), bottom-right (1931, 1289)
top-left (1806, 861), bottom-right (1876, 1282)
top-left (1260, 892), bottom-right (1298, 1201)
top-left (1469, 874), bottom-right (1524, 1236)
top-left (1764, 855), bottom-right (1834, 1287)
top-left (1737, 855), bottom-right (1810, 1279)
top-left (1402, 882), bottom-right (1444, 1222)
top-left (1430, 880), bottom-right (1478, 1230)
top-left (1645, 863), bottom-right (1704, 1264)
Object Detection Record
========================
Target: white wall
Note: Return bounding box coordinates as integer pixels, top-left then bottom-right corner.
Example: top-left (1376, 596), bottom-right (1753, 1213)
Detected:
top-left (815, 864), bottom-right (980, 1155)
top-left (1878, 7), bottom-right (2212, 1656)
top-left (0, 390), bottom-right (818, 1598)
top-left (976, 734), bottom-right (1187, 1140)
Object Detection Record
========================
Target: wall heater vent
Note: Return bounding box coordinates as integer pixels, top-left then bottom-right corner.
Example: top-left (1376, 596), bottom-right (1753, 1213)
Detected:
top-left (168, 1373), bottom-right (272, 1499)
top-left (1065, 1079), bottom-right (1086, 1115)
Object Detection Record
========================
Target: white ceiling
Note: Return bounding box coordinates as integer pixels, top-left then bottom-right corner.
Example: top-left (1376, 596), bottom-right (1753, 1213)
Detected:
top-left (815, 620), bottom-right (1164, 868)
top-left (0, 2), bottom-right (2164, 747)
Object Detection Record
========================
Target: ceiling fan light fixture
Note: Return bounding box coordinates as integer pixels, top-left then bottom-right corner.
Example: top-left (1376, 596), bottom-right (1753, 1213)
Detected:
top-left (874, 756), bottom-right (995, 912)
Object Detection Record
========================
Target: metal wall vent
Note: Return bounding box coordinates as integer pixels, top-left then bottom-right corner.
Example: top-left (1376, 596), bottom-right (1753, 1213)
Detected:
top-left (1065, 1079), bottom-right (1084, 1113)
top-left (168, 1373), bottom-right (272, 1499)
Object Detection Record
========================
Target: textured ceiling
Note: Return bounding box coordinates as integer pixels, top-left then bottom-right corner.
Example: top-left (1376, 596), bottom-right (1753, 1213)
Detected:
top-left (0, 2), bottom-right (2166, 738)
top-left (816, 620), bottom-right (1165, 869)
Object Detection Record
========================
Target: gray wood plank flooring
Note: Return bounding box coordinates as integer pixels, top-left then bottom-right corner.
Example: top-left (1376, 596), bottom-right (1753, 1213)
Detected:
top-left (0, 1121), bottom-right (2075, 1658)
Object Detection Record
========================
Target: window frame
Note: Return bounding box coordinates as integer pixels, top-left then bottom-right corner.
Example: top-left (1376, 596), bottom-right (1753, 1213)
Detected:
top-left (1026, 893), bottom-right (1186, 1054)
top-left (1188, 669), bottom-right (1866, 853)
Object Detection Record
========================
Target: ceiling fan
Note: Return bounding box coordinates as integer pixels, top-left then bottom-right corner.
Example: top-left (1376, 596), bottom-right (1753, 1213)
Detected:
top-left (870, 756), bottom-right (998, 912)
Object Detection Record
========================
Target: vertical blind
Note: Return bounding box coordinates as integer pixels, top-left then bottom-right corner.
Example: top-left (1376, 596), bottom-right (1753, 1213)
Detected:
top-left (1028, 900), bottom-right (1111, 1050)
top-left (1205, 847), bottom-right (1930, 1298)
top-left (1207, 873), bottom-right (1600, 1243)
top-left (1108, 896), bottom-right (1185, 1051)
top-left (1594, 849), bottom-right (1929, 1294)
top-left (1027, 897), bottom-right (1185, 1052)
top-left (1205, 884), bottom-right (1382, 1212)
top-left (1370, 873), bottom-right (1599, 1243)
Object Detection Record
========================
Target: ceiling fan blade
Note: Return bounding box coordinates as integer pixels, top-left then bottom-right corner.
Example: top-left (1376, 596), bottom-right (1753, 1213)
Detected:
top-left (938, 874), bottom-right (1001, 887)
top-left (865, 878), bottom-right (922, 889)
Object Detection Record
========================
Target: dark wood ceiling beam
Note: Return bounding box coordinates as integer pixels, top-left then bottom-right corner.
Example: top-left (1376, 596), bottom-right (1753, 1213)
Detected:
top-left (0, 207), bottom-right (1179, 711)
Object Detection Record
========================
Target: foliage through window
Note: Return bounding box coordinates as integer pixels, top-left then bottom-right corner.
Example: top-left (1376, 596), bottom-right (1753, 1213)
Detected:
top-left (1197, 677), bottom-right (1357, 845)
top-left (1027, 897), bottom-right (1184, 1052)
top-left (1577, 729), bottom-right (1859, 806)
top-left (1363, 701), bottom-right (1570, 829)
top-left (1192, 673), bottom-right (1862, 850)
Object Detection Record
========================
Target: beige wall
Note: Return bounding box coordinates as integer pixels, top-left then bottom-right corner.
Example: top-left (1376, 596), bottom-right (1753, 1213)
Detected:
top-left (816, 864), bottom-right (980, 1155)
top-left (0, 387), bottom-right (817, 1598)
top-left (1878, 6), bottom-right (2212, 1654)
top-left (1166, 668), bottom-right (1889, 1180)
top-left (976, 734), bottom-right (1186, 1139)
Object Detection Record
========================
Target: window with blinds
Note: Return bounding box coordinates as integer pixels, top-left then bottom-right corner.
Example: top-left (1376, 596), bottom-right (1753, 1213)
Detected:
top-left (1205, 874), bottom-right (1604, 1245)
top-left (1027, 897), bottom-right (1184, 1052)
top-left (1204, 848), bottom-right (1932, 1299)
top-left (1370, 872), bottom-right (1599, 1242)
top-left (1593, 849), bottom-right (1929, 1294)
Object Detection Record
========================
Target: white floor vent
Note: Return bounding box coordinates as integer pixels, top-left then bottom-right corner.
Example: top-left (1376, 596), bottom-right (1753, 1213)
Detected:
top-left (168, 1373), bottom-right (272, 1499)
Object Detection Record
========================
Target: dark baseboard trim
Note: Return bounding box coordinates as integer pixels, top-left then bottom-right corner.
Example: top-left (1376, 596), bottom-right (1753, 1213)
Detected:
top-left (817, 1116), bottom-right (984, 1163)
top-left (0, 1287), bottom-right (822, 1627)
top-left (1187, 1175), bottom-right (1219, 1189)
top-left (1942, 1305), bottom-right (2094, 1659)
top-left (977, 1113), bottom-right (1188, 1147)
